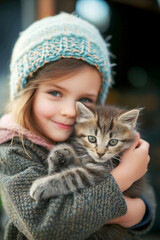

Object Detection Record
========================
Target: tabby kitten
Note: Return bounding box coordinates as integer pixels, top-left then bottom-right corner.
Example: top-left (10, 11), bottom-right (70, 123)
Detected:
top-left (30, 102), bottom-right (145, 240)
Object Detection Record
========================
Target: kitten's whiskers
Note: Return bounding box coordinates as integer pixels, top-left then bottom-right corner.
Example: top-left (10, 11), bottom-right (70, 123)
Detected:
top-left (109, 159), bottom-right (114, 170)
top-left (112, 156), bottom-right (122, 162)
top-left (77, 154), bottom-right (88, 159)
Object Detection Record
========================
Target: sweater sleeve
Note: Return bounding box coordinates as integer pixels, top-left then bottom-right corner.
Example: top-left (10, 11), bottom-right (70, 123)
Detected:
top-left (129, 184), bottom-right (156, 236)
top-left (0, 138), bottom-right (127, 240)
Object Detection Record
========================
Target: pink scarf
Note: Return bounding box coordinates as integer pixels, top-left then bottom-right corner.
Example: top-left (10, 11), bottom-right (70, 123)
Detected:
top-left (0, 113), bottom-right (53, 150)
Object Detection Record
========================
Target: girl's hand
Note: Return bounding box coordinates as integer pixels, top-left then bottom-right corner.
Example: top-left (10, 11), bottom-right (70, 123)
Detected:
top-left (108, 196), bottom-right (146, 228)
top-left (111, 132), bottom-right (150, 192)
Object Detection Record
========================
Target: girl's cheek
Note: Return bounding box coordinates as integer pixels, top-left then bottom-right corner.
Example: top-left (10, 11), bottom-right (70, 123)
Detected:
top-left (38, 102), bottom-right (57, 117)
top-left (33, 97), bottom-right (54, 117)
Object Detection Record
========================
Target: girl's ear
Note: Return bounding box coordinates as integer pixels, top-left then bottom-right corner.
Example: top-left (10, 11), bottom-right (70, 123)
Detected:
top-left (76, 102), bottom-right (94, 123)
top-left (117, 109), bottom-right (140, 128)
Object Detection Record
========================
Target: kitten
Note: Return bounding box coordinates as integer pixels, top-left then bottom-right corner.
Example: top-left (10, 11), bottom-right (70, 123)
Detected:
top-left (30, 102), bottom-right (145, 240)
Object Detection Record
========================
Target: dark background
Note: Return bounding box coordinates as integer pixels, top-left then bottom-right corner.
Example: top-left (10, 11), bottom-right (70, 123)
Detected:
top-left (0, 0), bottom-right (159, 238)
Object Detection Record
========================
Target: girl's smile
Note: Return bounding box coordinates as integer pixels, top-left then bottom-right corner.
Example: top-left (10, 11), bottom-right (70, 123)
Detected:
top-left (32, 64), bottom-right (101, 143)
top-left (51, 120), bottom-right (74, 130)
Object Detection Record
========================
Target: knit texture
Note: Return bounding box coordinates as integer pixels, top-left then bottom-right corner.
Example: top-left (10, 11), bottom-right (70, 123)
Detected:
top-left (10, 12), bottom-right (112, 104)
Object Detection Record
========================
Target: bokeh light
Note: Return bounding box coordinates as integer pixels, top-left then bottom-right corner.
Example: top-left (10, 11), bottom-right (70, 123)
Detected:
top-left (128, 66), bottom-right (148, 88)
top-left (76, 0), bottom-right (110, 32)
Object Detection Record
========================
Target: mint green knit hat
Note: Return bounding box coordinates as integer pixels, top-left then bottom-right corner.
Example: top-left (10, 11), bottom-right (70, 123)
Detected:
top-left (10, 12), bottom-right (112, 104)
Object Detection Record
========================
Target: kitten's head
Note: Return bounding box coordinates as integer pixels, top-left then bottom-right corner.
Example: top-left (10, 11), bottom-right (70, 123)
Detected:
top-left (74, 102), bottom-right (140, 163)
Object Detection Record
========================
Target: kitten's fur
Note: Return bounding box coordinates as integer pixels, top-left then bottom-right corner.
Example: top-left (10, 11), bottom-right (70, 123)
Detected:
top-left (30, 102), bottom-right (145, 240)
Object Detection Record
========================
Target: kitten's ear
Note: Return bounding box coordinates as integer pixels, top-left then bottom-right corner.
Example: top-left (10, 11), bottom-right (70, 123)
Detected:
top-left (76, 102), bottom-right (94, 123)
top-left (117, 109), bottom-right (140, 128)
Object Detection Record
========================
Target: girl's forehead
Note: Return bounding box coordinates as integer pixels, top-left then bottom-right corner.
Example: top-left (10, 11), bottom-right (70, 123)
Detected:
top-left (42, 65), bottom-right (101, 92)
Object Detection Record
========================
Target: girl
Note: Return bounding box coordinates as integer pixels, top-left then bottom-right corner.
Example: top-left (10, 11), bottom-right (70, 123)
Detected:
top-left (0, 12), bottom-right (156, 240)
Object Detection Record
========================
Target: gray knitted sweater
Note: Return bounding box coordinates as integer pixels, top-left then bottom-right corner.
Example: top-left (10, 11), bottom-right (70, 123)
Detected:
top-left (0, 115), bottom-right (156, 240)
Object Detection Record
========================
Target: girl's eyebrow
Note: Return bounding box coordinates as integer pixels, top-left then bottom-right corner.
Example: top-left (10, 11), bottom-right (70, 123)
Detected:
top-left (48, 83), bottom-right (64, 89)
top-left (82, 93), bottom-right (97, 98)
top-left (45, 83), bottom-right (67, 92)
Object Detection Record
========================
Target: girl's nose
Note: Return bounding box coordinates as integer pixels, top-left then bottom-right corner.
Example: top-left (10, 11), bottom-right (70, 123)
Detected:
top-left (61, 101), bottom-right (77, 118)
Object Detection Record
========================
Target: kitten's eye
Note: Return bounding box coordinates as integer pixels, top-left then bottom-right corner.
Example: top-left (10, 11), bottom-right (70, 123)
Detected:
top-left (48, 91), bottom-right (61, 97)
top-left (109, 139), bottom-right (118, 146)
top-left (88, 135), bottom-right (97, 143)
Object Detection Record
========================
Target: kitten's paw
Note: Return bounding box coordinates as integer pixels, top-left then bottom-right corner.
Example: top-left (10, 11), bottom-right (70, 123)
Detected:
top-left (48, 144), bottom-right (77, 173)
top-left (30, 178), bottom-right (51, 202)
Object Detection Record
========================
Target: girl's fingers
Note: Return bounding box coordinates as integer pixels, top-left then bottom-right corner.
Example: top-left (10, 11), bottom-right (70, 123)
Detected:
top-left (130, 132), bottom-right (140, 150)
top-left (137, 139), bottom-right (150, 152)
top-left (132, 134), bottom-right (150, 152)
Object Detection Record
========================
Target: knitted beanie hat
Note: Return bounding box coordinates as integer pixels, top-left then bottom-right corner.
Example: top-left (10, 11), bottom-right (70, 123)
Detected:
top-left (10, 12), bottom-right (112, 104)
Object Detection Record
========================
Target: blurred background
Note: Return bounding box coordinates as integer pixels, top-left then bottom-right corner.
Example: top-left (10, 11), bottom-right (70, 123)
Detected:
top-left (0, 0), bottom-right (160, 239)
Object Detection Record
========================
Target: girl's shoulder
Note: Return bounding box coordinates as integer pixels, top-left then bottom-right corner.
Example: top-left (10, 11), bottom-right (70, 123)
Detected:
top-left (0, 136), bottom-right (49, 155)
top-left (0, 137), bottom-right (49, 175)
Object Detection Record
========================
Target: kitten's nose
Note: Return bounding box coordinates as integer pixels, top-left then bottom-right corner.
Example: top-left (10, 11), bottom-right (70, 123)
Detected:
top-left (97, 152), bottom-right (105, 158)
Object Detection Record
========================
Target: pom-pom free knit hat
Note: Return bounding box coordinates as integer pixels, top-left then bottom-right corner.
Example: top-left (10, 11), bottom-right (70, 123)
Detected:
top-left (10, 12), bottom-right (112, 104)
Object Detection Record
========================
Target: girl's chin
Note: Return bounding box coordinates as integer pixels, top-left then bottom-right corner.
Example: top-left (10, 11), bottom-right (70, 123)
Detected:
top-left (49, 132), bottom-right (72, 143)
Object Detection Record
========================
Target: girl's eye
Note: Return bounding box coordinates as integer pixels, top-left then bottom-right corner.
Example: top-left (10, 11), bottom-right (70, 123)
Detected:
top-left (79, 97), bottom-right (92, 103)
top-left (48, 91), bottom-right (61, 97)
top-left (88, 135), bottom-right (97, 143)
top-left (108, 139), bottom-right (118, 146)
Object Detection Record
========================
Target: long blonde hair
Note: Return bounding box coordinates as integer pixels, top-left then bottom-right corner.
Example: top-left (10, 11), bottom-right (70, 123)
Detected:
top-left (7, 59), bottom-right (94, 143)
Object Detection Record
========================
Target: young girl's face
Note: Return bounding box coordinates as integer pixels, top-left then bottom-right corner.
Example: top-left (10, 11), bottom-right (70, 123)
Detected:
top-left (32, 64), bottom-right (101, 143)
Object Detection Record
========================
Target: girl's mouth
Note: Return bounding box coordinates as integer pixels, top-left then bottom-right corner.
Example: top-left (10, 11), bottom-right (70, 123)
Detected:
top-left (52, 121), bottom-right (73, 130)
